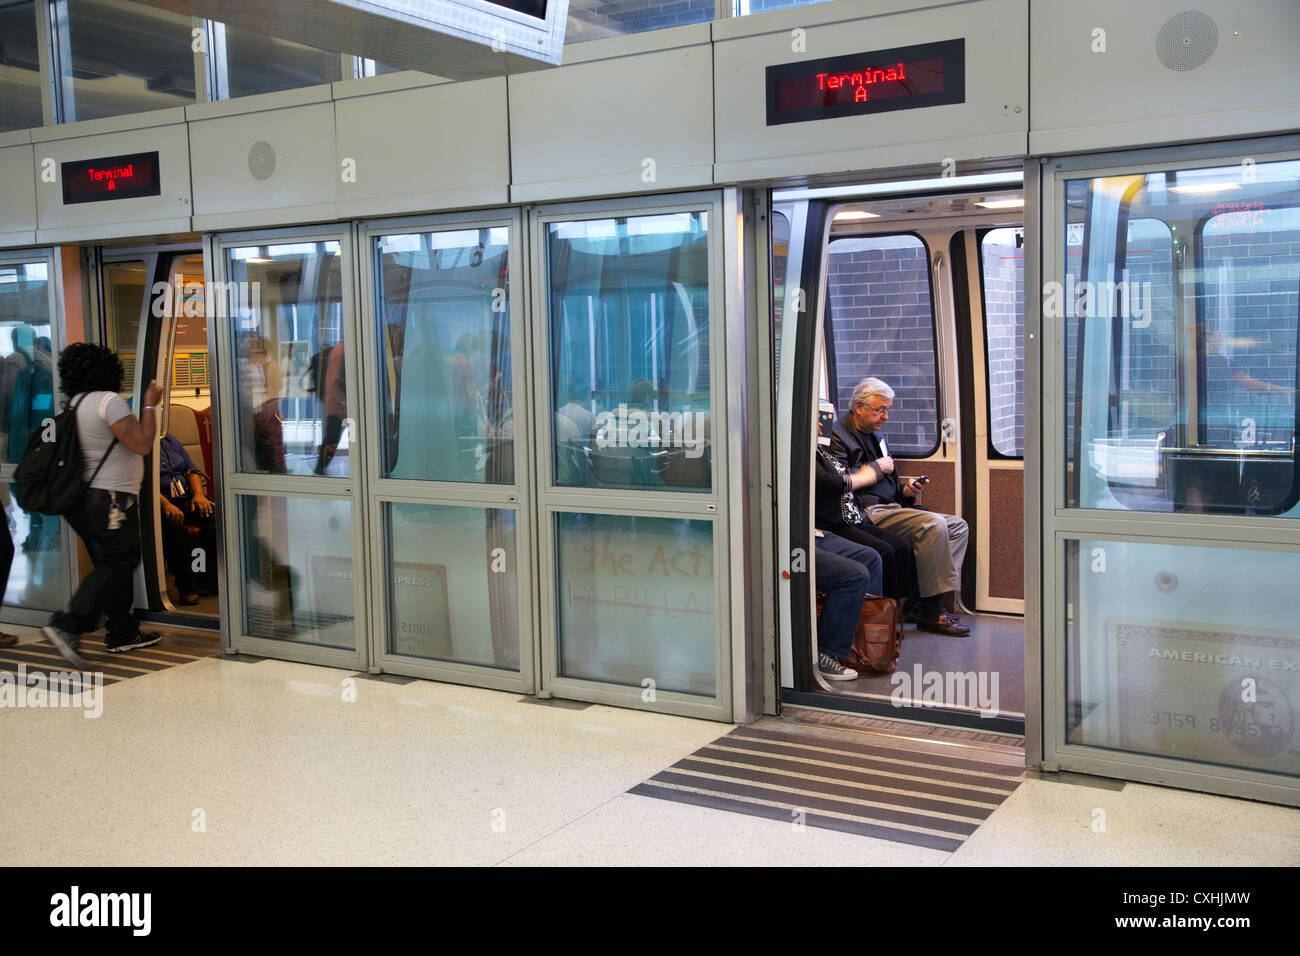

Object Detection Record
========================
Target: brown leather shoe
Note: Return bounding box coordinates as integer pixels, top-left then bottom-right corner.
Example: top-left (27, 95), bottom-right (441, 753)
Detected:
top-left (917, 613), bottom-right (970, 636)
top-left (0, 632), bottom-right (18, 647)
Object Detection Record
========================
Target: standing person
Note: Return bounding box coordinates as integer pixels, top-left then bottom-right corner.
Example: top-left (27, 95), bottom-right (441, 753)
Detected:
top-left (41, 344), bottom-right (164, 667)
top-left (0, 484), bottom-right (15, 647)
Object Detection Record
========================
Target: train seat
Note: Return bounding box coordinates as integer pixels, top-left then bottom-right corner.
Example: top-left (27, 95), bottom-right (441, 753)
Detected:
top-left (168, 403), bottom-right (206, 479)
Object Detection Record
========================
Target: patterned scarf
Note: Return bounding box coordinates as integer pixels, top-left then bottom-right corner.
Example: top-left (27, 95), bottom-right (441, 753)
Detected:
top-left (818, 447), bottom-right (863, 525)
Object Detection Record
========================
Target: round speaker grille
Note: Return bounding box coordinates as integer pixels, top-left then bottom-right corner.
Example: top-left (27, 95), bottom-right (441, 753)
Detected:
top-left (248, 141), bottom-right (276, 181)
top-left (1156, 10), bottom-right (1218, 71)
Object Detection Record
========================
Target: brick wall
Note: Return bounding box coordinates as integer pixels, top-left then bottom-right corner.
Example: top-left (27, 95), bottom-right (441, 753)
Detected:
top-left (981, 231), bottom-right (1023, 456)
top-left (826, 235), bottom-right (938, 455)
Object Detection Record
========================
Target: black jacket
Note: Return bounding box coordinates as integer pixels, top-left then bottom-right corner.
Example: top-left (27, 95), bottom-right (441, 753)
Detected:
top-left (828, 416), bottom-right (915, 509)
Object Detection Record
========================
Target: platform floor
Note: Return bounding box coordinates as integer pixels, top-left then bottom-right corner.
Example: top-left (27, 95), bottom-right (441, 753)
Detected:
top-left (1, 625), bottom-right (1296, 867)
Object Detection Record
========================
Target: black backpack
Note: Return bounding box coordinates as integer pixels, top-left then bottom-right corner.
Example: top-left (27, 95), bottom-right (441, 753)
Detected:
top-left (13, 393), bottom-right (118, 516)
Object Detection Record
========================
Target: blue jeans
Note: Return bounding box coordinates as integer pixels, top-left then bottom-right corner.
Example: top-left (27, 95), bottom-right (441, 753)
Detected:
top-left (814, 532), bottom-right (883, 660)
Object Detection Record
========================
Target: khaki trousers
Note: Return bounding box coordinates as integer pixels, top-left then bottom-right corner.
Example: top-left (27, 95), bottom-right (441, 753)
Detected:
top-left (863, 503), bottom-right (968, 598)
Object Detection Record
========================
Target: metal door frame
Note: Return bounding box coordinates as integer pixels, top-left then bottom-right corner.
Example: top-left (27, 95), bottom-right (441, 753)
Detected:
top-left (210, 222), bottom-right (370, 671)
top-left (527, 190), bottom-right (734, 721)
top-left (357, 208), bottom-right (536, 693)
top-left (1039, 135), bottom-right (1300, 806)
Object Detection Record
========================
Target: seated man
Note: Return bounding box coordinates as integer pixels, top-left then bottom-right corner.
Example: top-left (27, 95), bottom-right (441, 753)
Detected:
top-left (830, 377), bottom-right (970, 636)
top-left (813, 529), bottom-right (886, 681)
top-left (158, 432), bottom-right (216, 605)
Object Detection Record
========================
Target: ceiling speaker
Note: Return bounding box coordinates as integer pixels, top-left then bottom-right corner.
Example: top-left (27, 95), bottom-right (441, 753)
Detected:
top-left (1156, 10), bottom-right (1219, 71)
top-left (248, 141), bottom-right (276, 181)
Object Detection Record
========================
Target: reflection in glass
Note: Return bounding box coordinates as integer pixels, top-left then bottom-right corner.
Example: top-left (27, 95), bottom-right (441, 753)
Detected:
top-left (771, 211), bottom-right (790, 379)
top-left (826, 234), bottom-right (939, 456)
top-left (238, 495), bottom-right (354, 648)
top-left (555, 512), bottom-right (715, 695)
top-left (220, 22), bottom-right (343, 99)
top-left (1063, 160), bottom-right (1300, 516)
top-left (59, 0), bottom-right (194, 122)
top-left (546, 212), bottom-right (712, 492)
top-left (1065, 539), bottom-right (1299, 779)
top-left (0, 261), bottom-right (55, 465)
top-left (2, 496), bottom-right (65, 611)
top-left (0, 1), bottom-right (43, 133)
top-left (980, 228), bottom-right (1024, 457)
top-left (103, 260), bottom-right (148, 397)
top-left (374, 228), bottom-right (513, 483)
top-left (226, 241), bottom-right (349, 477)
top-left (385, 503), bottom-right (518, 669)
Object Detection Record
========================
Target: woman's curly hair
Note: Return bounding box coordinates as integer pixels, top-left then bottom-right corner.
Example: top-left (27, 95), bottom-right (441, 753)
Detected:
top-left (57, 343), bottom-right (124, 397)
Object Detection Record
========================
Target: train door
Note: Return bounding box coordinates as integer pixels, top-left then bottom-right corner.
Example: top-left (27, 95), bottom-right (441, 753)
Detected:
top-left (99, 244), bottom-right (220, 625)
top-left (774, 173), bottom-right (1027, 728)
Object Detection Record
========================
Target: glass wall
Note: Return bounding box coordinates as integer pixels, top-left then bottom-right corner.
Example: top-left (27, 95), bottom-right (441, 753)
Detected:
top-left (0, 1), bottom-right (43, 132)
top-left (0, 257), bottom-right (64, 612)
top-left (374, 227), bottom-right (512, 484)
top-left (217, 22), bottom-right (343, 99)
top-left (225, 241), bottom-right (349, 477)
top-left (1065, 539), bottom-right (1299, 779)
top-left (546, 212), bottom-right (712, 492)
top-left (54, 0), bottom-right (195, 122)
top-left (1064, 159), bottom-right (1299, 516)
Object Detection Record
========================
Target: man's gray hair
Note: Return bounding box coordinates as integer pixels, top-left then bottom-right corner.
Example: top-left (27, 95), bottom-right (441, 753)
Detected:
top-left (851, 377), bottom-right (895, 409)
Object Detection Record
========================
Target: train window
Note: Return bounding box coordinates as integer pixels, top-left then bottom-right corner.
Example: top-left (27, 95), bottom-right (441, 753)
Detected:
top-left (374, 227), bottom-right (513, 484)
top-left (825, 233), bottom-right (939, 456)
top-left (226, 241), bottom-right (349, 478)
top-left (771, 210), bottom-right (790, 376)
top-left (979, 228), bottom-right (1025, 458)
top-left (103, 260), bottom-right (148, 395)
top-left (545, 211), bottom-right (712, 492)
top-left (1063, 159), bottom-right (1300, 516)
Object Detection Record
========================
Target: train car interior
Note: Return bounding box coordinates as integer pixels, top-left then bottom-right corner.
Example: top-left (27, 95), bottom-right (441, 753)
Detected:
top-left (776, 171), bottom-right (1028, 730)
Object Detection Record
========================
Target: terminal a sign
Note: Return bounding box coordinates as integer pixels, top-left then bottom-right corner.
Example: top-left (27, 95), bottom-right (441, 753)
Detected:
top-left (61, 152), bottom-right (161, 205)
top-left (766, 38), bottom-right (965, 126)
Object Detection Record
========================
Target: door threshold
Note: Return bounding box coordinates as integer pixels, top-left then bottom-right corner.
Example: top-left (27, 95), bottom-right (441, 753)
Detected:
top-left (781, 688), bottom-right (1025, 735)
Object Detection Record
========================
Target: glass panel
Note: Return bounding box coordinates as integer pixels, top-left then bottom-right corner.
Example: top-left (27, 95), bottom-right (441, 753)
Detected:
top-left (59, 0), bottom-right (194, 122)
top-left (826, 233), bottom-right (939, 456)
top-left (226, 241), bottom-right (349, 477)
top-left (1065, 539), bottom-right (1300, 780)
top-left (0, 1), bottom-right (43, 132)
top-left (384, 502), bottom-right (518, 670)
top-left (565, 0), bottom-right (714, 44)
top-left (555, 511), bottom-right (715, 696)
top-left (238, 495), bottom-right (354, 648)
top-left (546, 212), bottom-right (712, 492)
top-left (220, 22), bottom-right (343, 99)
top-left (103, 260), bottom-right (147, 398)
top-left (2, 499), bottom-right (65, 611)
top-left (980, 227), bottom-right (1025, 458)
top-left (374, 227), bottom-right (513, 484)
top-left (0, 260), bottom-right (55, 464)
top-left (1063, 160), bottom-right (1300, 516)
top-left (736, 0), bottom-right (833, 11)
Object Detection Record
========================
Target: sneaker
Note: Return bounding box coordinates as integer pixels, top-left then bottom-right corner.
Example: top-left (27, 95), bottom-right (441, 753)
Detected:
top-left (106, 631), bottom-right (163, 654)
top-left (41, 625), bottom-right (92, 669)
top-left (818, 652), bottom-right (858, 681)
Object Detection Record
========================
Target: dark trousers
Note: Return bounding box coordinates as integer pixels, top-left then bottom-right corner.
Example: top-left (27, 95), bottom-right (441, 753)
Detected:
top-left (51, 489), bottom-right (141, 643)
top-left (814, 532), bottom-right (882, 660)
top-left (161, 500), bottom-right (216, 594)
top-left (821, 518), bottom-right (918, 602)
top-left (1, 513), bottom-right (13, 601)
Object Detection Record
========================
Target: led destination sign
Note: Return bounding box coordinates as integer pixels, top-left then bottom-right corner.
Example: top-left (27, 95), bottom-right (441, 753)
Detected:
top-left (61, 151), bottom-right (162, 205)
top-left (766, 38), bottom-right (965, 126)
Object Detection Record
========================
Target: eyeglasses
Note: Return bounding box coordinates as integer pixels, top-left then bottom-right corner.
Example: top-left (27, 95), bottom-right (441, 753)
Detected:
top-left (861, 402), bottom-right (891, 415)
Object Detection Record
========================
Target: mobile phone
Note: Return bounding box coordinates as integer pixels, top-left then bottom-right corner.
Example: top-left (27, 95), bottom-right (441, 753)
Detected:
top-left (915, 475), bottom-right (930, 484)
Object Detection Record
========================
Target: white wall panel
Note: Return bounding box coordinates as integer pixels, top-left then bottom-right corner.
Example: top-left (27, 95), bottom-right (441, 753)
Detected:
top-left (334, 76), bottom-right (510, 218)
top-left (1030, 0), bottom-right (1300, 156)
top-left (188, 87), bottom-right (339, 230)
top-left (30, 111), bottom-right (191, 244)
top-left (508, 25), bottom-right (714, 203)
top-left (713, 0), bottom-right (1027, 184)
top-left (0, 135), bottom-right (37, 249)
